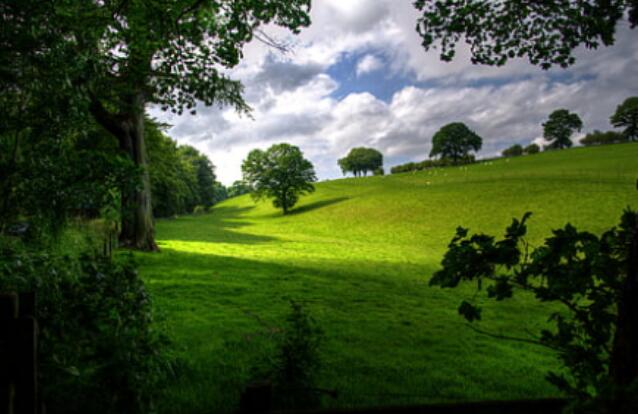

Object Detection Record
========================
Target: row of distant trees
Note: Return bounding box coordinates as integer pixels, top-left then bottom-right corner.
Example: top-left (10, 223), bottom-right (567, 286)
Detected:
top-left (231, 96), bottom-right (638, 214)
top-left (502, 97), bottom-right (638, 157)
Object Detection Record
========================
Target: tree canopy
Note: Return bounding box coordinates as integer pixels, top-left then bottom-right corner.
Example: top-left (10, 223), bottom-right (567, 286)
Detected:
top-left (543, 109), bottom-right (583, 150)
top-left (611, 97), bottom-right (638, 141)
top-left (524, 143), bottom-right (541, 155)
top-left (430, 122), bottom-right (482, 163)
top-left (1, 0), bottom-right (312, 250)
top-left (338, 147), bottom-right (383, 177)
top-left (502, 144), bottom-right (523, 158)
top-left (414, 0), bottom-right (638, 69)
top-left (242, 143), bottom-right (316, 214)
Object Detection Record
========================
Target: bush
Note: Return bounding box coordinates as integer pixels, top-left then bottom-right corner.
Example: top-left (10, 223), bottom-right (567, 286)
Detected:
top-left (524, 143), bottom-right (540, 154)
top-left (373, 167), bottom-right (385, 176)
top-left (390, 155), bottom-right (474, 174)
top-left (193, 205), bottom-right (208, 214)
top-left (580, 130), bottom-right (628, 146)
top-left (250, 301), bottom-right (324, 410)
top-left (0, 238), bottom-right (175, 414)
top-left (502, 144), bottom-right (523, 157)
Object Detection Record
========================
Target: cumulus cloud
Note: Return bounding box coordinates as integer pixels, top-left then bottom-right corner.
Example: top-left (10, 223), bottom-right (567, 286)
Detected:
top-left (356, 54), bottom-right (383, 76)
top-left (155, 1), bottom-right (638, 184)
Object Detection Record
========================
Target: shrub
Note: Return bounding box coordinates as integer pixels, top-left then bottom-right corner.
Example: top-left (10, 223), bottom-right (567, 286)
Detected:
top-left (193, 205), bottom-right (208, 214)
top-left (524, 143), bottom-right (540, 154)
top-left (250, 301), bottom-right (324, 410)
top-left (0, 238), bottom-right (175, 414)
top-left (580, 130), bottom-right (628, 146)
top-left (502, 144), bottom-right (523, 157)
top-left (373, 167), bottom-right (385, 176)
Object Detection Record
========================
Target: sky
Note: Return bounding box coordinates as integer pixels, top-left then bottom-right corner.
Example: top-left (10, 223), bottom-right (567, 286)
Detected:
top-left (151, 0), bottom-right (638, 185)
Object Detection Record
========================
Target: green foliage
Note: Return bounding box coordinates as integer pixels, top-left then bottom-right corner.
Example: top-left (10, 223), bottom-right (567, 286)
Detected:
top-left (414, 0), bottom-right (637, 69)
top-left (373, 167), bottom-right (385, 176)
top-left (258, 301), bottom-right (324, 409)
top-left (391, 155), bottom-right (474, 174)
top-left (0, 239), bottom-right (174, 414)
top-left (338, 147), bottom-right (383, 177)
top-left (0, 120), bottom-right (139, 238)
top-left (242, 143), bottom-right (316, 214)
top-left (524, 143), bottom-right (541, 155)
top-left (502, 144), bottom-right (524, 157)
top-left (430, 122), bottom-right (482, 163)
top-left (580, 130), bottom-right (628, 146)
top-left (146, 119), bottom-right (222, 217)
top-left (430, 208), bottom-right (637, 402)
top-left (228, 180), bottom-right (251, 198)
top-left (610, 97), bottom-right (638, 141)
top-left (543, 109), bottom-right (583, 150)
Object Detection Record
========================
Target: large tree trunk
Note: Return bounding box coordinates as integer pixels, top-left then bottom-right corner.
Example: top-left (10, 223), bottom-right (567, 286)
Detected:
top-left (90, 94), bottom-right (158, 251)
top-left (609, 203), bottom-right (638, 388)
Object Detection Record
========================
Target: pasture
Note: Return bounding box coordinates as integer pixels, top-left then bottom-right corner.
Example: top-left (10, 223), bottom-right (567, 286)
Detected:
top-left (137, 143), bottom-right (638, 413)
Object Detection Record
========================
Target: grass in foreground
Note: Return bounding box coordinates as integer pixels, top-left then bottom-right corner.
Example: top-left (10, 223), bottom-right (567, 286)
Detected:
top-left (137, 143), bottom-right (638, 413)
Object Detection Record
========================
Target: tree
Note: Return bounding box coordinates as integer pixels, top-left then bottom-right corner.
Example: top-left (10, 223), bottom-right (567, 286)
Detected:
top-left (543, 109), bottom-right (583, 150)
top-left (228, 180), bottom-right (252, 198)
top-left (414, 1), bottom-right (638, 69)
top-left (242, 143), bottom-right (316, 214)
top-left (502, 144), bottom-right (523, 158)
top-left (4, 0), bottom-right (312, 250)
top-left (611, 97), bottom-right (638, 141)
top-left (430, 208), bottom-right (638, 410)
top-left (338, 147), bottom-right (383, 177)
top-left (430, 122), bottom-right (482, 163)
top-left (524, 143), bottom-right (541, 155)
top-left (413, 0), bottom-right (638, 403)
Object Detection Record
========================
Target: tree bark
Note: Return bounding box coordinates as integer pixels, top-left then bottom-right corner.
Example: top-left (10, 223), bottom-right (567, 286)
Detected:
top-left (90, 94), bottom-right (158, 251)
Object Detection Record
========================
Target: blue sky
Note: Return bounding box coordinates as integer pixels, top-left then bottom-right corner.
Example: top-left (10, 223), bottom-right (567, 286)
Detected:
top-left (154, 0), bottom-right (638, 185)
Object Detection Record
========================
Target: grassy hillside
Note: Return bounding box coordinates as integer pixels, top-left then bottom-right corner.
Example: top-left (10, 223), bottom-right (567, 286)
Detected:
top-left (138, 143), bottom-right (638, 413)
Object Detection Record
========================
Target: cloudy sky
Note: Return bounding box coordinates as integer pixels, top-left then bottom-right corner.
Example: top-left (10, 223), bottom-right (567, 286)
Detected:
top-left (151, 0), bottom-right (638, 185)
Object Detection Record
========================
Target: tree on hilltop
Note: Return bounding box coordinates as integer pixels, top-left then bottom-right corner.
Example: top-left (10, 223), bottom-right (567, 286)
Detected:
top-left (543, 109), bottom-right (583, 150)
top-left (611, 97), bottom-right (638, 141)
top-left (338, 147), bottom-right (383, 177)
top-left (502, 144), bottom-right (523, 158)
top-left (242, 143), bottom-right (316, 215)
top-left (429, 122), bottom-right (482, 164)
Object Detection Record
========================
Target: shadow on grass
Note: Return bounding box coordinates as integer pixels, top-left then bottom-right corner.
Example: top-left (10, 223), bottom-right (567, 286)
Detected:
top-left (289, 196), bottom-right (350, 215)
top-left (261, 197), bottom-right (351, 218)
top-left (156, 205), bottom-right (277, 245)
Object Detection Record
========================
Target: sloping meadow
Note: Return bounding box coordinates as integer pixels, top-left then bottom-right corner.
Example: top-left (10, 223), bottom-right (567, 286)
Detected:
top-left (137, 143), bottom-right (638, 413)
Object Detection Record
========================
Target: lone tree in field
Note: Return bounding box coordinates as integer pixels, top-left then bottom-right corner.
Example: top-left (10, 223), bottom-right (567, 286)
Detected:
top-left (414, 0), bottom-right (638, 406)
top-left (17, 1), bottom-right (311, 250)
top-left (543, 109), bottom-right (583, 150)
top-left (242, 143), bottom-right (316, 215)
top-left (611, 97), bottom-right (638, 141)
top-left (338, 147), bottom-right (383, 177)
top-left (429, 123), bottom-right (482, 164)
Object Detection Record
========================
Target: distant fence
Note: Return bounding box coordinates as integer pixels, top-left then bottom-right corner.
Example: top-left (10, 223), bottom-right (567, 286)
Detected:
top-left (240, 383), bottom-right (568, 414)
top-left (0, 292), bottom-right (38, 414)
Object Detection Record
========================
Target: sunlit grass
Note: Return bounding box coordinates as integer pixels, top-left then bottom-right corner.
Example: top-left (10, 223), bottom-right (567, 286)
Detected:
top-left (137, 143), bottom-right (638, 413)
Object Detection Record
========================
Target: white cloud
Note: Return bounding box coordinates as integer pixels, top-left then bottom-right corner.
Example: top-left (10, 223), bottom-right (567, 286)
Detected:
top-left (154, 1), bottom-right (638, 184)
top-left (356, 54), bottom-right (383, 76)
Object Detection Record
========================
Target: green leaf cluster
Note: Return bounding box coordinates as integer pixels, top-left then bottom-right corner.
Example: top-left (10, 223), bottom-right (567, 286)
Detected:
top-left (242, 143), bottom-right (316, 214)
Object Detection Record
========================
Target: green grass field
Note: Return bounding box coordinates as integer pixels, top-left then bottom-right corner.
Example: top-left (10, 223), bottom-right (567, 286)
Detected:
top-left (137, 143), bottom-right (638, 413)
